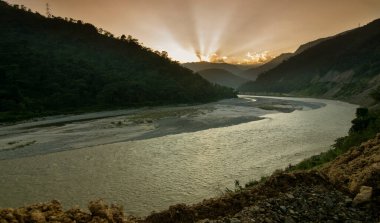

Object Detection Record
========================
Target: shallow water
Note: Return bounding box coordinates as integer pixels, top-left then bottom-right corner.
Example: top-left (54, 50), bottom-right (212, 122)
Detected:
top-left (0, 96), bottom-right (357, 216)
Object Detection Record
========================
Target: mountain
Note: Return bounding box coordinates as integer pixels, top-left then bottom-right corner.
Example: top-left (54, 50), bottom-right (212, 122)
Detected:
top-left (197, 68), bottom-right (248, 89)
top-left (240, 19), bottom-right (380, 105)
top-left (182, 62), bottom-right (259, 74)
top-left (239, 53), bottom-right (293, 80)
top-left (182, 62), bottom-right (245, 74)
top-left (182, 62), bottom-right (250, 88)
top-left (240, 38), bottom-right (329, 81)
top-left (0, 2), bottom-right (236, 122)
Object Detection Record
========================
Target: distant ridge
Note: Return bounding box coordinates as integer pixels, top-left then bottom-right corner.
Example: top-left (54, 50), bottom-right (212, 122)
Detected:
top-left (182, 62), bottom-right (247, 74)
top-left (198, 68), bottom-right (248, 89)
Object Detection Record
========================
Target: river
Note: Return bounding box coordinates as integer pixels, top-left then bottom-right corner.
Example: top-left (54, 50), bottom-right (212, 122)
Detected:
top-left (0, 96), bottom-right (357, 216)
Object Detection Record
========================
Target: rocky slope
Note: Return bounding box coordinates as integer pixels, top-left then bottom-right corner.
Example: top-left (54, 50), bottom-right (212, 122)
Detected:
top-left (0, 200), bottom-right (138, 223)
top-left (1, 134), bottom-right (379, 222)
top-left (322, 133), bottom-right (380, 196)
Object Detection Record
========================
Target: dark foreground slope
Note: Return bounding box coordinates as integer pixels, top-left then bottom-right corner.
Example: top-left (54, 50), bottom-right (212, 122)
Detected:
top-left (0, 2), bottom-right (235, 122)
top-left (240, 19), bottom-right (380, 105)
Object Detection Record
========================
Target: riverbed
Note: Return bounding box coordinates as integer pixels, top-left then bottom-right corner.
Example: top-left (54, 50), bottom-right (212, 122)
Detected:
top-left (0, 95), bottom-right (357, 216)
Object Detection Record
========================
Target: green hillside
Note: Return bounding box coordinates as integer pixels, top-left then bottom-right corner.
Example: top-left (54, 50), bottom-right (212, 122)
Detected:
top-left (0, 1), bottom-right (236, 122)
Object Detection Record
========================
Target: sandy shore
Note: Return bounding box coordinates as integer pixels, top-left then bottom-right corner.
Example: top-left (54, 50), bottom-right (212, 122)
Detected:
top-left (0, 95), bottom-right (324, 160)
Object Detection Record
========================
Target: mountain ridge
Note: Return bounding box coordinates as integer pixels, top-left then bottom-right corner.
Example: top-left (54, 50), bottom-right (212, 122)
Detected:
top-left (240, 18), bottom-right (380, 106)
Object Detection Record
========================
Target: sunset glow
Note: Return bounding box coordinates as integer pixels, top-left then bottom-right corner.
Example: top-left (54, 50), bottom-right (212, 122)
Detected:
top-left (5, 0), bottom-right (380, 64)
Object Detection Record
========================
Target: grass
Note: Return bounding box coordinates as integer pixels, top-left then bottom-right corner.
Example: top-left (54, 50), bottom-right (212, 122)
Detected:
top-left (244, 176), bottom-right (269, 188)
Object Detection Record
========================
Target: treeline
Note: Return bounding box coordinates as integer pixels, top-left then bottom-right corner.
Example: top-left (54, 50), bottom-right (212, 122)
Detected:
top-left (0, 1), bottom-right (236, 122)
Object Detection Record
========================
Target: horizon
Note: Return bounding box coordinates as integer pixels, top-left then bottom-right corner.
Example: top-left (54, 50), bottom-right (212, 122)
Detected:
top-left (5, 0), bottom-right (380, 64)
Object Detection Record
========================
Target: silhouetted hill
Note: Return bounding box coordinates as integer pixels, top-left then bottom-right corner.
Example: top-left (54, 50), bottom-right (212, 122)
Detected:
top-left (0, 1), bottom-right (236, 122)
top-left (198, 68), bottom-right (248, 89)
top-left (182, 62), bottom-right (246, 74)
top-left (293, 37), bottom-right (330, 55)
top-left (240, 19), bottom-right (380, 105)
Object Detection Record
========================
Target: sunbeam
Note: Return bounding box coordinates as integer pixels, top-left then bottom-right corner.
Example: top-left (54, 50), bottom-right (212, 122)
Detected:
top-left (5, 0), bottom-right (380, 64)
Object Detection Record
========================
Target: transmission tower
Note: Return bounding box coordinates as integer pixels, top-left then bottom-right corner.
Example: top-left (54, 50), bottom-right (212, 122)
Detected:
top-left (46, 3), bottom-right (51, 18)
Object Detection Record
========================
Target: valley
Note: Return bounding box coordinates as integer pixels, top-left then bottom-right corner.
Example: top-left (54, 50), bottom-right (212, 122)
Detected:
top-left (0, 1), bottom-right (379, 222)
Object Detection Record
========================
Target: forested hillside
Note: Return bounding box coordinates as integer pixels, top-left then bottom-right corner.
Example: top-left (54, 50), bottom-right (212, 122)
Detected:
top-left (0, 1), bottom-right (235, 122)
top-left (240, 19), bottom-right (380, 104)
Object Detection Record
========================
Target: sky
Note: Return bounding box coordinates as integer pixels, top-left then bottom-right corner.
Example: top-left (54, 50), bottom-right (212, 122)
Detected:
top-left (5, 0), bottom-right (380, 64)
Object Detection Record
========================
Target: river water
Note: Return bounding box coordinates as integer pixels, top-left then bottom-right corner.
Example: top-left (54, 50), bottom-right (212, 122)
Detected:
top-left (0, 96), bottom-right (357, 216)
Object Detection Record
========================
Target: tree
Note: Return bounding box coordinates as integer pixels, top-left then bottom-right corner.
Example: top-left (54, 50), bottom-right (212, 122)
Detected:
top-left (160, 51), bottom-right (169, 59)
top-left (370, 86), bottom-right (380, 102)
top-left (349, 107), bottom-right (373, 133)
